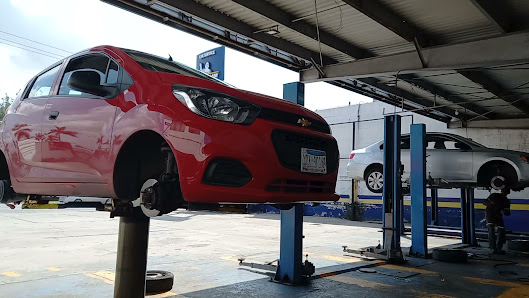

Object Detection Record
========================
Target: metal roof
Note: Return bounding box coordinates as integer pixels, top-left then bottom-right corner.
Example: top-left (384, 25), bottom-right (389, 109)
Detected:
top-left (103, 0), bottom-right (529, 127)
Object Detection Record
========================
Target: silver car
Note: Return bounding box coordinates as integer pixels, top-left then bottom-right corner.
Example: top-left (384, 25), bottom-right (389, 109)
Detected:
top-left (347, 133), bottom-right (529, 193)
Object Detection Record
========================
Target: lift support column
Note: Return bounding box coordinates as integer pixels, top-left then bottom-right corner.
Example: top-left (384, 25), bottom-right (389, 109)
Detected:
top-left (114, 210), bottom-right (150, 298)
top-left (382, 115), bottom-right (404, 261)
top-left (274, 204), bottom-right (305, 284)
top-left (410, 124), bottom-right (428, 257)
top-left (431, 189), bottom-right (439, 226)
top-left (461, 188), bottom-right (477, 246)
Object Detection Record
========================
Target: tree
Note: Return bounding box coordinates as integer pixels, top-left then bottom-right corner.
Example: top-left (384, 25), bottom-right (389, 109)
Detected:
top-left (0, 94), bottom-right (13, 120)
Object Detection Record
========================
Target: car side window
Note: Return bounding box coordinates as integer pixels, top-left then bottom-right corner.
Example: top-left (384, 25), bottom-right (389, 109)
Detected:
top-left (26, 65), bottom-right (60, 99)
top-left (58, 54), bottom-right (118, 96)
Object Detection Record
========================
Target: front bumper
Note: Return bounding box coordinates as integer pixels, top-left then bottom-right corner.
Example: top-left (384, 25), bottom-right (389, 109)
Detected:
top-left (164, 118), bottom-right (339, 203)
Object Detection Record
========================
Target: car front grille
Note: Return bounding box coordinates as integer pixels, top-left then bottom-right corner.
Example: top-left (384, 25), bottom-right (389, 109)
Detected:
top-left (271, 129), bottom-right (339, 174)
top-left (265, 179), bottom-right (334, 193)
top-left (258, 107), bottom-right (331, 134)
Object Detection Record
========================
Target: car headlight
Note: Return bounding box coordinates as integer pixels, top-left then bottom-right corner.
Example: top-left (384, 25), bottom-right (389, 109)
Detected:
top-left (172, 86), bottom-right (260, 124)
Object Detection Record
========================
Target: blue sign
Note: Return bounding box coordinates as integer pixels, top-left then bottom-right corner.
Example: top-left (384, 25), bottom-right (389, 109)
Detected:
top-left (196, 46), bottom-right (225, 81)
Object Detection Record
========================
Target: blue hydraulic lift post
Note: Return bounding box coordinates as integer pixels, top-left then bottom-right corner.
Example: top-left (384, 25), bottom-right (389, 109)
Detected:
top-left (410, 124), bottom-right (427, 257)
top-left (274, 82), bottom-right (305, 284)
top-left (275, 204), bottom-right (304, 284)
top-left (382, 115), bottom-right (403, 259)
top-left (392, 115), bottom-right (402, 250)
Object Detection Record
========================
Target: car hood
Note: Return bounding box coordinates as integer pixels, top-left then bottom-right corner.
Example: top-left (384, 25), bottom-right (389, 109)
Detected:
top-left (157, 72), bottom-right (327, 123)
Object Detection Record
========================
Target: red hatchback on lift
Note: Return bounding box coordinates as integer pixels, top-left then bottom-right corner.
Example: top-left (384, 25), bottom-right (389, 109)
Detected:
top-left (0, 46), bottom-right (339, 216)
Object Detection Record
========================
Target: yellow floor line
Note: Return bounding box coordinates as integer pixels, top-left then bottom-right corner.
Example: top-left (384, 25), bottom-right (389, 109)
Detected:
top-left (45, 267), bottom-right (61, 272)
top-left (465, 276), bottom-right (529, 298)
top-left (321, 255), bottom-right (364, 263)
top-left (85, 271), bottom-right (115, 285)
top-left (412, 290), bottom-right (456, 298)
top-left (325, 274), bottom-right (391, 288)
top-left (149, 291), bottom-right (178, 297)
top-left (380, 264), bottom-right (437, 275)
top-left (1, 272), bottom-right (20, 277)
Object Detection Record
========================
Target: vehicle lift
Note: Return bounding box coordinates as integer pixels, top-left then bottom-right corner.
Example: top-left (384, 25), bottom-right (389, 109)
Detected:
top-left (344, 115), bottom-right (405, 262)
top-left (344, 116), bottom-right (478, 261)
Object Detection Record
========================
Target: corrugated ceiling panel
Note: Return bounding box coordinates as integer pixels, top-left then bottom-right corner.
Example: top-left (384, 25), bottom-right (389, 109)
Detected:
top-left (379, 0), bottom-right (500, 43)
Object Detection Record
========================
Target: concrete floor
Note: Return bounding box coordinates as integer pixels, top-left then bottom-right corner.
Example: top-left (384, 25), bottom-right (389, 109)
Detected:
top-left (1, 207), bottom-right (528, 297)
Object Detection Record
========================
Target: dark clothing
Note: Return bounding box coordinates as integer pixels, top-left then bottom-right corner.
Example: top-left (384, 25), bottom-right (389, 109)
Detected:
top-left (484, 193), bottom-right (511, 251)
top-left (487, 224), bottom-right (506, 251)
top-left (485, 193), bottom-right (510, 226)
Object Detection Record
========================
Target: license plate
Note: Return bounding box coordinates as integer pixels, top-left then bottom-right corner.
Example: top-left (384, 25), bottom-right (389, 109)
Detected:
top-left (301, 148), bottom-right (327, 174)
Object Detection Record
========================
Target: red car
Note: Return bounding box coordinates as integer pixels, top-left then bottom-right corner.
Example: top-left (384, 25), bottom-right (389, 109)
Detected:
top-left (0, 46), bottom-right (338, 216)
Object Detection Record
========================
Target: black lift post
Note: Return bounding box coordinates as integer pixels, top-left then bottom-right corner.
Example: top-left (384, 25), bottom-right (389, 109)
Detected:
top-left (114, 209), bottom-right (150, 298)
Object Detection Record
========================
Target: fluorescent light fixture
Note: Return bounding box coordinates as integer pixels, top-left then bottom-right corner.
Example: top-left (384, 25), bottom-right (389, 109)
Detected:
top-left (254, 25), bottom-right (280, 35)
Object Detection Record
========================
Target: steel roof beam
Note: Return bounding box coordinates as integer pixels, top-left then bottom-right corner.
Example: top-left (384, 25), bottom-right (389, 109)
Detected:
top-left (231, 0), bottom-right (372, 59)
top-left (458, 70), bottom-right (529, 114)
top-left (469, 0), bottom-right (512, 33)
top-left (360, 78), bottom-right (457, 120)
top-left (448, 118), bottom-right (529, 129)
top-left (329, 79), bottom-right (451, 123)
top-left (342, 0), bottom-right (431, 47)
top-left (300, 31), bottom-right (529, 82)
top-left (400, 74), bottom-right (496, 120)
top-left (104, 0), bottom-right (336, 67)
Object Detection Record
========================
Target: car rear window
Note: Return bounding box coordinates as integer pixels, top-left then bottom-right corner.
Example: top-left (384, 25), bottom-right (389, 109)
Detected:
top-left (124, 49), bottom-right (231, 87)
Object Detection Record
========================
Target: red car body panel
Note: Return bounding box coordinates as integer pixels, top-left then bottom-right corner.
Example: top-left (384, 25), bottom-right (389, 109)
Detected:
top-left (1, 46), bottom-right (339, 203)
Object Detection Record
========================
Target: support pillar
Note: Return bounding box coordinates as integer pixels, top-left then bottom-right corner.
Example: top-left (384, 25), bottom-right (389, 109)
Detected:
top-left (460, 188), bottom-right (477, 246)
top-left (114, 210), bottom-right (150, 298)
top-left (382, 115), bottom-right (403, 261)
top-left (431, 189), bottom-right (439, 225)
top-left (410, 124), bottom-right (427, 257)
top-left (275, 204), bottom-right (304, 284)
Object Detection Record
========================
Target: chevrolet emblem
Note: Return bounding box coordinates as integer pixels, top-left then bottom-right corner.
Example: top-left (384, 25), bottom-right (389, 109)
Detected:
top-left (297, 118), bottom-right (312, 127)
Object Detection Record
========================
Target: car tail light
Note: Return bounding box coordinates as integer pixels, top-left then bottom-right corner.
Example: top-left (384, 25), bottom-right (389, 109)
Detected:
top-left (521, 155), bottom-right (529, 163)
top-left (349, 153), bottom-right (355, 159)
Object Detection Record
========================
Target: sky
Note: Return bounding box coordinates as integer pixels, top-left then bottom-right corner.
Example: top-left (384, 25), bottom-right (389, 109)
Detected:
top-left (0, 0), bottom-right (371, 111)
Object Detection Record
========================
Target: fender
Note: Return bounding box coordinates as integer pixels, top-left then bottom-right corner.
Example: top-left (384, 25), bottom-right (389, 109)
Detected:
top-left (474, 157), bottom-right (521, 181)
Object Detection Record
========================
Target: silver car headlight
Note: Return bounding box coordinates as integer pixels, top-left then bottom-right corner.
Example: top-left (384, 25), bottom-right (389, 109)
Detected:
top-left (172, 86), bottom-right (260, 124)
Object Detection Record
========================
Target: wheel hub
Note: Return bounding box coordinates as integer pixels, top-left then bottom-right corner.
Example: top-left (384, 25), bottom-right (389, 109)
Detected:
top-left (491, 176), bottom-right (505, 190)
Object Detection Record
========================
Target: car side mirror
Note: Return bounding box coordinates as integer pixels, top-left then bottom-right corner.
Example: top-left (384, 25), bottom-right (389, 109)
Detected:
top-left (67, 70), bottom-right (118, 98)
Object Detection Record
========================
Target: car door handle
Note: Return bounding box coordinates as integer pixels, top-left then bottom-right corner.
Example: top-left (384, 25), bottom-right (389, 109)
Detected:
top-left (49, 111), bottom-right (59, 120)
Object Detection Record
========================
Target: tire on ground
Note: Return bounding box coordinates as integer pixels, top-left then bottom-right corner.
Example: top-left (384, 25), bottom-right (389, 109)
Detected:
top-left (507, 239), bottom-right (529, 252)
top-left (146, 270), bottom-right (174, 295)
top-left (432, 249), bottom-right (467, 263)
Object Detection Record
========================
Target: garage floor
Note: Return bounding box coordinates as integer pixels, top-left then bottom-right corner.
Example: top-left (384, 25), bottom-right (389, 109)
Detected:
top-left (1, 208), bottom-right (528, 297)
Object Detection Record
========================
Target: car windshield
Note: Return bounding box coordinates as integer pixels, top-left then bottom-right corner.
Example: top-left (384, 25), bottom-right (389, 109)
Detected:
top-left (123, 49), bottom-right (233, 87)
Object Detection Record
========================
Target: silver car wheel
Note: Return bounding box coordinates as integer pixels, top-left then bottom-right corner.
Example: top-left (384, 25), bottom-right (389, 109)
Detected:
top-left (368, 171), bottom-right (384, 191)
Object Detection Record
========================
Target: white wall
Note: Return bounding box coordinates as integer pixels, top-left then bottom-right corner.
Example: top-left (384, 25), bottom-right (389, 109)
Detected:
top-left (316, 101), bottom-right (529, 200)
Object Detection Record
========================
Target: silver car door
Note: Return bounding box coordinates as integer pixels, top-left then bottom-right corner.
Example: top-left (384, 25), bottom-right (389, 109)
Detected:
top-left (426, 135), bottom-right (473, 181)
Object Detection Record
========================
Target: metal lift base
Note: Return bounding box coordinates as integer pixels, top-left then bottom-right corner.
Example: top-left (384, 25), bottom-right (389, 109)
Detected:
top-left (343, 246), bottom-right (405, 263)
top-left (238, 258), bottom-right (315, 285)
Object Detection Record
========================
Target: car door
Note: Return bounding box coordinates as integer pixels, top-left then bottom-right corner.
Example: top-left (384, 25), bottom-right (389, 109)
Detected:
top-left (426, 135), bottom-right (473, 181)
top-left (40, 53), bottom-right (119, 183)
top-left (2, 64), bottom-right (62, 182)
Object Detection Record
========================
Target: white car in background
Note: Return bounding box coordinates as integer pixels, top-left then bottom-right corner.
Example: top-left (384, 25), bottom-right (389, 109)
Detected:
top-left (347, 133), bottom-right (529, 193)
